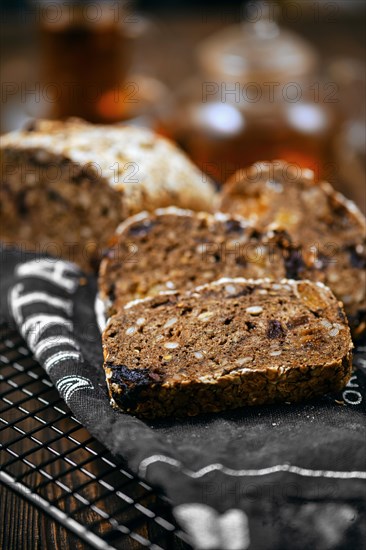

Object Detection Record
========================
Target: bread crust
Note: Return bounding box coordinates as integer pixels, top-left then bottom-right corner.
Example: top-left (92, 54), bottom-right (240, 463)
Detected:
top-left (0, 119), bottom-right (215, 270)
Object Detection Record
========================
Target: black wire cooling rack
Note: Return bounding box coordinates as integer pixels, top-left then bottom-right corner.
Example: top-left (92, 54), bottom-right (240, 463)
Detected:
top-left (0, 322), bottom-right (192, 550)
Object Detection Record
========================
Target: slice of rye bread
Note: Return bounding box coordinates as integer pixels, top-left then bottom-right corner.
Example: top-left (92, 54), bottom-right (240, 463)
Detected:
top-left (103, 278), bottom-right (353, 418)
top-left (0, 118), bottom-right (215, 271)
top-left (98, 207), bottom-right (303, 316)
top-left (218, 161), bottom-right (366, 336)
top-left (99, 207), bottom-right (363, 337)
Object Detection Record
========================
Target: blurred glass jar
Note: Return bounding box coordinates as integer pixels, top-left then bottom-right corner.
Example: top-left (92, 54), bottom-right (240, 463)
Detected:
top-left (329, 58), bottom-right (366, 210)
top-left (37, 0), bottom-right (133, 123)
top-left (163, 6), bottom-right (339, 184)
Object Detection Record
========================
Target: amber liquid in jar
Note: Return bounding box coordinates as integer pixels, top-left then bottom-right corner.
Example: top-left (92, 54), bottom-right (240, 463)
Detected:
top-left (39, 2), bottom-right (130, 123)
top-left (165, 12), bottom-right (340, 185)
top-left (166, 100), bottom-right (337, 184)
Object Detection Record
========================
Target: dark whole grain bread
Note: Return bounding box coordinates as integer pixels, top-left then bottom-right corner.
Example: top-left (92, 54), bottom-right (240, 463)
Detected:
top-left (0, 119), bottom-right (215, 271)
top-left (218, 161), bottom-right (366, 336)
top-left (102, 278), bottom-right (353, 418)
top-left (98, 207), bottom-right (302, 316)
top-left (99, 207), bottom-right (364, 337)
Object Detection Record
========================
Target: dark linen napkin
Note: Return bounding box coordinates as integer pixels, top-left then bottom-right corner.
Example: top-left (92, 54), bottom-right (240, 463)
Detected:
top-left (1, 246), bottom-right (366, 550)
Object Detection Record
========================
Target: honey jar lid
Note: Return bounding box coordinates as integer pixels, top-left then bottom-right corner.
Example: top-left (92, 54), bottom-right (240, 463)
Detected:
top-left (197, 2), bottom-right (318, 84)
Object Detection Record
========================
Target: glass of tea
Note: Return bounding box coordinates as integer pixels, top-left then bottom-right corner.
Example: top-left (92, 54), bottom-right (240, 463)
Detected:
top-left (37, 0), bottom-right (132, 123)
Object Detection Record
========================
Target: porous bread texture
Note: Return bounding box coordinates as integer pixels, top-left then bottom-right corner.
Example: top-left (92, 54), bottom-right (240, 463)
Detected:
top-left (0, 119), bottom-right (215, 270)
top-left (218, 160), bottom-right (366, 336)
top-left (98, 206), bottom-right (364, 338)
top-left (98, 207), bottom-right (295, 316)
top-left (103, 278), bottom-right (353, 419)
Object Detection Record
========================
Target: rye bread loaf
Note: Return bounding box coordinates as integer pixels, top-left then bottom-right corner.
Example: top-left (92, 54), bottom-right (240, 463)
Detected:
top-left (98, 207), bottom-right (300, 316)
top-left (103, 278), bottom-right (353, 418)
top-left (0, 118), bottom-right (215, 271)
top-left (219, 161), bottom-right (366, 336)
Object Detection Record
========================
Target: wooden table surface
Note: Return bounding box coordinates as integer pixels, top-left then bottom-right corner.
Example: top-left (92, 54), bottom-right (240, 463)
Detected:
top-left (1, 487), bottom-right (91, 550)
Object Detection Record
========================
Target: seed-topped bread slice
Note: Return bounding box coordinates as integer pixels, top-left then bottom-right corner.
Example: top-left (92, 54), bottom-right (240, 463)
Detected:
top-left (98, 207), bottom-right (301, 316)
top-left (103, 278), bottom-right (353, 418)
top-left (0, 118), bottom-right (215, 271)
top-left (218, 161), bottom-right (366, 336)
